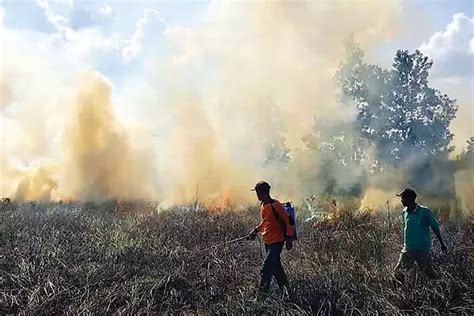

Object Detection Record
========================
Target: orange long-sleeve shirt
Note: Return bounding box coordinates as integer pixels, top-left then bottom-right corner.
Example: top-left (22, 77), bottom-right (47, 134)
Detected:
top-left (255, 199), bottom-right (294, 245)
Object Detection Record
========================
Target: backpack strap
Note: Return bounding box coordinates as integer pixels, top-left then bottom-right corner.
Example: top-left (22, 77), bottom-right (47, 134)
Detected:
top-left (269, 200), bottom-right (289, 237)
top-left (270, 200), bottom-right (292, 222)
top-left (268, 199), bottom-right (279, 220)
top-left (261, 200), bottom-right (277, 216)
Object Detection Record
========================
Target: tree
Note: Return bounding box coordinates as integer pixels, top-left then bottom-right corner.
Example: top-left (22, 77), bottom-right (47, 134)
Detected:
top-left (265, 141), bottom-right (290, 165)
top-left (463, 137), bottom-right (474, 160)
top-left (335, 38), bottom-right (390, 146)
top-left (381, 50), bottom-right (457, 162)
top-left (457, 136), bottom-right (474, 161)
top-left (264, 105), bottom-right (291, 166)
top-left (302, 119), bottom-right (367, 196)
top-left (336, 40), bottom-right (458, 166)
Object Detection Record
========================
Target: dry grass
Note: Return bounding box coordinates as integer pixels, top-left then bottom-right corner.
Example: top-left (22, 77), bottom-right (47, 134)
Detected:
top-left (1, 201), bottom-right (473, 314)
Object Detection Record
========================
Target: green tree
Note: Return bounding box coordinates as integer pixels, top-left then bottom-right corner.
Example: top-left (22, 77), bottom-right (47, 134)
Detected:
top-left (459, 136), bottom-right (474, 160)
top-left (264, 106), bottom-right (290, 166)
top-left (336, 40), bottom-right (458, 165)
top-left (302, 119), bottom-right (367, 196)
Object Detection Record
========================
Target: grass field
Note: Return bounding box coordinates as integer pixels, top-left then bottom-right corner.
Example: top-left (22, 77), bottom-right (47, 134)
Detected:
top-left (1, 201), bottom-right (473, 314)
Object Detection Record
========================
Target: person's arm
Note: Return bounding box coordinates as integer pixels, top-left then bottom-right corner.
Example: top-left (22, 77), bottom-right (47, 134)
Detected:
top-left (426, 209), bottom-right (447, 253)
top-left (248, 215), bottom-right (264, 239)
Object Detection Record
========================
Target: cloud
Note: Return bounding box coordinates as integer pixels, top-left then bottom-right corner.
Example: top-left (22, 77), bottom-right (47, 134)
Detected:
top-left (36, 0), bottom-right (75, 41)
top-left (1, 2), bottom-right (160, 79)
top-left (419, 12), bottom-right (474, 155)
top-left (34, 2), bottom-right (165, 66)
top-left (419, 12), bottom-right (474, 78)
top-left (99, 4), bottom-right (114, 17)
top-left (122, 9), bottom-right (165, 63)
top-left (69, 3), bottom-right (117, 28)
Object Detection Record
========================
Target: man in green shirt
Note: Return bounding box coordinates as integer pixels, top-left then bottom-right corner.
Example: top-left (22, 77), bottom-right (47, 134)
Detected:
top-left (394, 189), bottom-right (447, 283)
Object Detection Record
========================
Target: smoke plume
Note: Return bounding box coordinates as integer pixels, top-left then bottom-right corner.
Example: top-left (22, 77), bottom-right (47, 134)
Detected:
top-left (11, 1), bottom-right (463, 209)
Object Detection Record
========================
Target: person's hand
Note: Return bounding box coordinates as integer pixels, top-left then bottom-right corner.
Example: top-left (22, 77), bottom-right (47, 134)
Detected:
top-left (247, 228), bottom-right (258, 240)
top-left (441, 243), bottom-right (448, 254)
top-left (285, 240), bottom-right (293, 250)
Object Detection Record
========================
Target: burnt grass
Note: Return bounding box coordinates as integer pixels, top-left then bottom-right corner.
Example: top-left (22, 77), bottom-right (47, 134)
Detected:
top-left (1, 202), bottom-right (473, 315)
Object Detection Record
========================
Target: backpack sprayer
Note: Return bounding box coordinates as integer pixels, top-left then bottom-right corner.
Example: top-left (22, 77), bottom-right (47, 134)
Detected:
top-left (202, 201), bottom-right (297, 253)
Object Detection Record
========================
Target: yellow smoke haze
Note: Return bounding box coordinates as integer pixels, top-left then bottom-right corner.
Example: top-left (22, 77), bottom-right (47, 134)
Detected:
top-left (455, 164), bottom-right (474, 216)
top-left (15, 166), bottom-right (58, 201)
top-left (359, 187), bottom-right (398, 212)
top-left (63, 72), bottom-right (156, 201)
top-left (155, 0), bottom-right (401, 204)
top-left (0, 0), bottom-right (417, 205)
top-left (0, 79), bottom-right (12, 109)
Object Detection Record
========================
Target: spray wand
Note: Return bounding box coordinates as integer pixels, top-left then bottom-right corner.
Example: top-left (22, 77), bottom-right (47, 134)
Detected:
top-left (202, 235), bottom-right (252, 252)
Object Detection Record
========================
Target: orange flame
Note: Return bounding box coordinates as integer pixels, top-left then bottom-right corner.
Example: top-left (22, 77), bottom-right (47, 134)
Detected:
top-left (205, 190), bottom-right (233, 212)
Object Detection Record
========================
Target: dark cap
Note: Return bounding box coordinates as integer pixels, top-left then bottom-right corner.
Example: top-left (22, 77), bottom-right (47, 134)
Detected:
top-left (251, 181), bottom-right (271, 192)
top-left (396, 188), bottom-right (417, 200)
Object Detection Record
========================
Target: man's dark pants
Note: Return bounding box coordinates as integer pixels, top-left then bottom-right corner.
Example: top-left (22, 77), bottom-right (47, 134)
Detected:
top-left (394, 250), bottom-right (437, 282)
top-left (260, 242), bottom-right (288, 292)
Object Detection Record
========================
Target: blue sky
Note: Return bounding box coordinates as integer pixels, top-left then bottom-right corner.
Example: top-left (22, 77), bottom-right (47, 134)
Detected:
top-left (369, 0), bottom-right (472, 63)
top-left (2, 0), bottom-right (471, 80)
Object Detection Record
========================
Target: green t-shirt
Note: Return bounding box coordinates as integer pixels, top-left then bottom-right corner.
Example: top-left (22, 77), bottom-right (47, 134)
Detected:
top-left (402, 205), bottom-right (440, 252)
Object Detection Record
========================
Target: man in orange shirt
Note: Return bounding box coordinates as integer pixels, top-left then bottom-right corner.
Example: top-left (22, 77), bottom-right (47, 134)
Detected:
top-left (248, 181), bottom-right (294, 295)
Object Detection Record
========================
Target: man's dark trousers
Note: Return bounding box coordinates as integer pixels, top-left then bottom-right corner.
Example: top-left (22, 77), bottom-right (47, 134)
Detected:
top-left (260, 242), bottom-right (288, 292)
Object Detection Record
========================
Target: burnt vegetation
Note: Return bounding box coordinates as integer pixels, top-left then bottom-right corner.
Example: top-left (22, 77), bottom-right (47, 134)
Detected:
top-left (1, 38), bottom-right (473, 315)
top-left (1, 201), bottom-right (473, 314)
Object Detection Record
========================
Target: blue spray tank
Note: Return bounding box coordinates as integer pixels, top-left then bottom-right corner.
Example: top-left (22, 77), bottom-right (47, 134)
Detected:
top-left (283, 201), bottom-right (298, 241)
